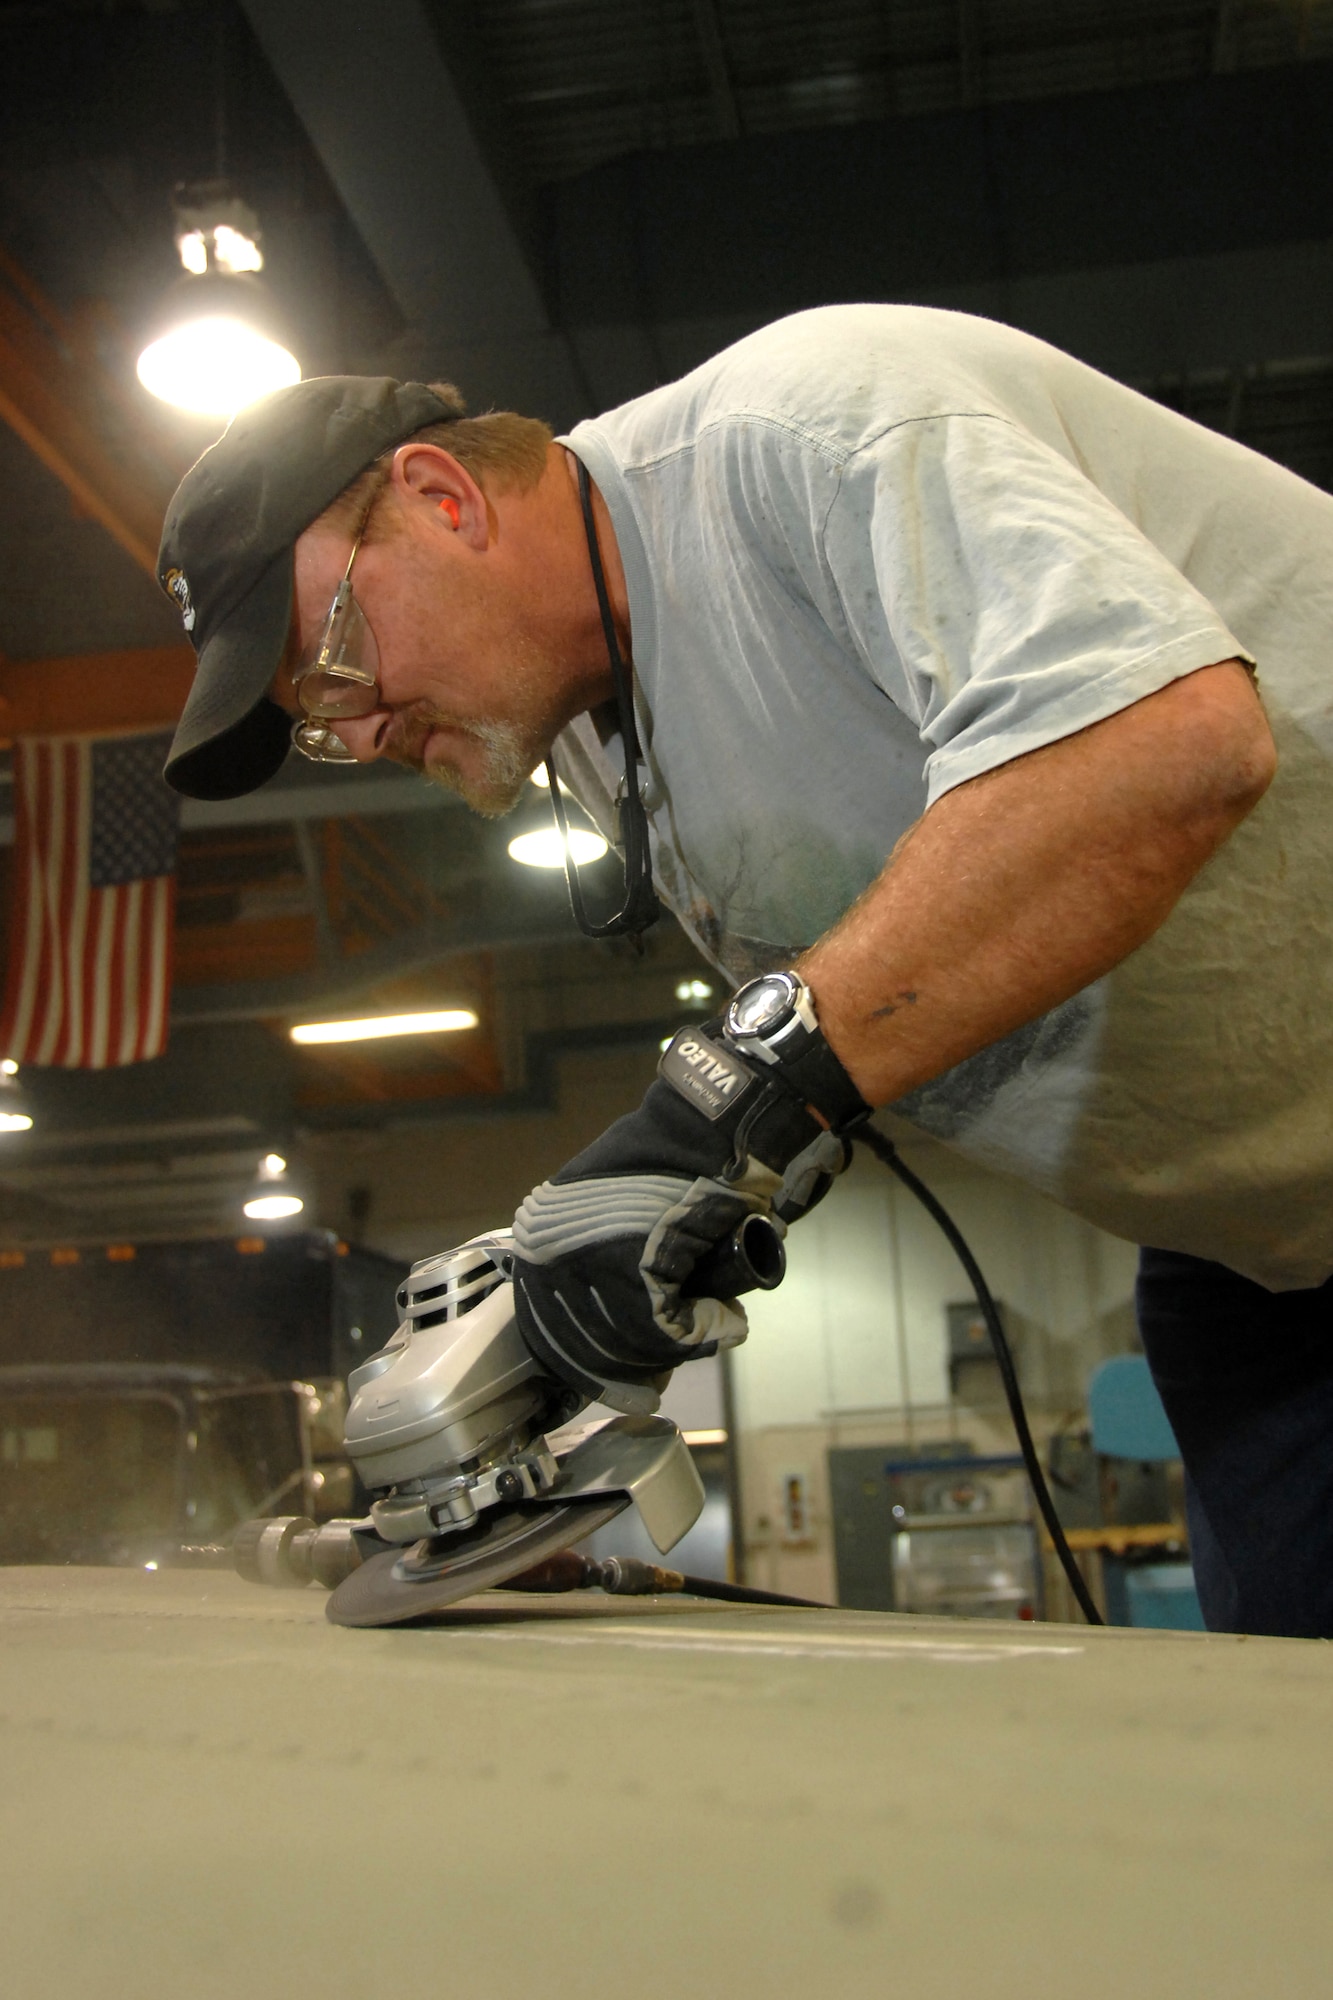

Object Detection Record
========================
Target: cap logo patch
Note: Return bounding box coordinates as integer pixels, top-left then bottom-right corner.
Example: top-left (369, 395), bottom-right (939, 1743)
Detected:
top-left (164, 566), bottom-right (196, 633)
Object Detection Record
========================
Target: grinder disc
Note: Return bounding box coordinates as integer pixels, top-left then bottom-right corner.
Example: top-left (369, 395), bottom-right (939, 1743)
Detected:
top-left (325, 1494), bottom-right (630, 1628)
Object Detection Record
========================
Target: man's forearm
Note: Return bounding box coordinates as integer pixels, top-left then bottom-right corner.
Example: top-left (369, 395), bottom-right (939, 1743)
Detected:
top-left (797, 661), bottom-right (1276, 1108)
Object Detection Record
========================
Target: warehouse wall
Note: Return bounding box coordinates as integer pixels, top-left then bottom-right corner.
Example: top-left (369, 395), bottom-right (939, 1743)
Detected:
top-left (736, 1136), bottom-right (1139, 1427)
top-left (306, 1040), bottom-right (667, 1262)
top-left (731, 1138), bottom-right (1140, 1604)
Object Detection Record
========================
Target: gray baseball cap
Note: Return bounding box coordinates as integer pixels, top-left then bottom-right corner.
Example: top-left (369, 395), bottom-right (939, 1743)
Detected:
top-left (158, 375), bottom-right (461, 800)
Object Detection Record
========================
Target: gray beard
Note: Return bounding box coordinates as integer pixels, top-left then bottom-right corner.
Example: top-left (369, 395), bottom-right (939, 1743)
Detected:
top-left (422, 718), bottom-right (538, 818)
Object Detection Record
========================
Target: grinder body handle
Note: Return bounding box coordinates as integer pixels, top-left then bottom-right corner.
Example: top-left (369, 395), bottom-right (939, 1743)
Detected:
top-left (682, 1212), bottom-right (786, 1299)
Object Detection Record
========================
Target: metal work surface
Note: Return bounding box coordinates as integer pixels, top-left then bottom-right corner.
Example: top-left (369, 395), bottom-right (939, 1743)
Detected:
top-left (2, 1568), bottom-right (1330, 1998)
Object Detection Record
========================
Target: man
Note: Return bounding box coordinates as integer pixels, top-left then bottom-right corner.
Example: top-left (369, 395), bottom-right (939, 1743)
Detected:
top-left (158, 305), bottom-right (1333, 1637)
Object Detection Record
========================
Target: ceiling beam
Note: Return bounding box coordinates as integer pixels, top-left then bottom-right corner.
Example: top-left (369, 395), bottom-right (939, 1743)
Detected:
top-left (552, 61), bottom-right (1333, 328)
top-left (0, 246), bottom-right (182, 580)
top-left (691, 0), bottom-right (743, 141)
top-left (958, 0), bottom-right (983, 108)
top-left (171, 905), bottom-right (581, 1025)
top-left (0, 646), bottom-right (465, 835)
top-left (174, 915), bottom-right (318, 990)
top-left (178, 770), bottom-right (464, 830)
top-left (240, 0), bottom-right (591, 425)
top-left (0, 769), bottom-right (461, 846)
top-left (0, 644), bottom-right (193, 739)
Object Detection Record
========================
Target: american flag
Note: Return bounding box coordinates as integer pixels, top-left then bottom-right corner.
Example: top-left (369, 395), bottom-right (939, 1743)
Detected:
top-left (1, 733), bottom-right (179, 1067)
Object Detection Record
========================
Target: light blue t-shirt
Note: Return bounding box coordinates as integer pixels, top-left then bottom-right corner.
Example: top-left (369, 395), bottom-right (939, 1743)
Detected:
top-left (557, 306), bottom-right (1333, 1289)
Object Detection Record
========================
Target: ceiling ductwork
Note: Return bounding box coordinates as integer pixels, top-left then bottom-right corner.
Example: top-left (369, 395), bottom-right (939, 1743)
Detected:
top-left (239, 0), bottom-right (591, 424)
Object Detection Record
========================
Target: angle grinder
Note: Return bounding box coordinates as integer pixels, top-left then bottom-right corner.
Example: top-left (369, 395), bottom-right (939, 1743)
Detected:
top-left (224, 1213), bottom-right (784, 1628)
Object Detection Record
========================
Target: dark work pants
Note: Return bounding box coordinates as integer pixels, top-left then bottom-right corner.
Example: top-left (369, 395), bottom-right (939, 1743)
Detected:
top-left (1136, 1246), bottom-right (1333, 1638)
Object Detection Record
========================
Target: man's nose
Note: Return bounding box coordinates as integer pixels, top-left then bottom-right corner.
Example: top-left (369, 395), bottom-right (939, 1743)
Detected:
top-left (328, 708), bottom-right (392, 761)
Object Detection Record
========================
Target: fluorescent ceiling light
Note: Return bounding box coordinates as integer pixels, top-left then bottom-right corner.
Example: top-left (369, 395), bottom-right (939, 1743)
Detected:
top-left (0, 1112), bottom-right (33, 1134)
top-left (290, 1009), bottom-right (479, 1046)
top-left (508, 827), bottom-right (608, 870)
top-left (136, 315), bottom-right (300, 419)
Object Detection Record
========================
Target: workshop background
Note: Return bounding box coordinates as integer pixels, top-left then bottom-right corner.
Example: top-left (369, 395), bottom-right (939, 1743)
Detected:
top-left (0, 0), bottom-right (1329, 1614)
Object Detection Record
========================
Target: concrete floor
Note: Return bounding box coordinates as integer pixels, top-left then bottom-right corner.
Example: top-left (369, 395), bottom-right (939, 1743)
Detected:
top-left (2, 1567), bottom-right (1330, 1998)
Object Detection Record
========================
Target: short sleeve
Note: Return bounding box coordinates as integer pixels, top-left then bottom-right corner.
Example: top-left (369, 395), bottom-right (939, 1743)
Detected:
top-left (822, 414), bottom-right (1252, 805)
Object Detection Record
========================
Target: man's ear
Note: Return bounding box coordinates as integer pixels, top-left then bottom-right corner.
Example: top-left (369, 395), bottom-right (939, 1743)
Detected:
top-left (390, 443), bottom-right (489, 548)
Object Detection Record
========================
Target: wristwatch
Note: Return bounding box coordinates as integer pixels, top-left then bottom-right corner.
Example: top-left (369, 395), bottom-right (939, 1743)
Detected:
top-left (723, 971), bottom-right (870, 1131)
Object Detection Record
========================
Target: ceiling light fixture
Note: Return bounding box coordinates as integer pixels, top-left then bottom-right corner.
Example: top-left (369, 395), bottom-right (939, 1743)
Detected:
top-left (526, 765), bottom-right (577, 793)
top-left (242, 1151), bottom-right (304, 1222)
top-left (508, 769), bottom-right (608, 869)
top-left (136, 182), bottom-right (300, 419)
top-left (0, 1065), bottom-right (33, 1135)
top-left (508, 827), bottom-right (608, 870)
top-left (290, 1009), bottom-right (479, 1046)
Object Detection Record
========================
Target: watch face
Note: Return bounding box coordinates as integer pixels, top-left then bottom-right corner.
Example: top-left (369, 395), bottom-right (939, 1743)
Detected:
top-left (729, 972), bottom-right (796, 1036)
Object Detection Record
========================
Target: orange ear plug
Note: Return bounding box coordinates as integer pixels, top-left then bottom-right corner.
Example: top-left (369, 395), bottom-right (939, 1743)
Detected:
top-left (439, 498), bottom-right (461, 528)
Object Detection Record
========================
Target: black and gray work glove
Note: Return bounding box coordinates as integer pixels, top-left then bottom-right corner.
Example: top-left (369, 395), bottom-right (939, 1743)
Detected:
top-left (510, 1014), bottom-right (867, 1413)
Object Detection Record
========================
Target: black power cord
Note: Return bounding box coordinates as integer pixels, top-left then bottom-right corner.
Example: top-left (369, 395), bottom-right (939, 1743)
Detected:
top-left (855, 1125), bottom-right (1104, 1626)
top-left (504, 1549), bottom-right (828, 1609)
top-left (670, 1574), bottom-right (827, 1610)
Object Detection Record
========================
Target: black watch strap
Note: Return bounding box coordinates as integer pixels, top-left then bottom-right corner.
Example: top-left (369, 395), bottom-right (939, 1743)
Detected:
top-left (767, 1028), bottom-right (871, 1132)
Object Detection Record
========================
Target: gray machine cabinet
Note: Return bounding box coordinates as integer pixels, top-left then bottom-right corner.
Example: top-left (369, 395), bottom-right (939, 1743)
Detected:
top-left (829, 1445), bottom-right (1041, 1618)
top-left (828, 1445), bottom-right (907, 1611)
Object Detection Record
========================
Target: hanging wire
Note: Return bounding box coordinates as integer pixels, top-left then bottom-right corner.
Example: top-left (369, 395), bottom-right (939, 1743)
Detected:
top-left (856, 1124), bottom-right (1104, 1625)
top-left (545, 458), bottom-right (661, 944)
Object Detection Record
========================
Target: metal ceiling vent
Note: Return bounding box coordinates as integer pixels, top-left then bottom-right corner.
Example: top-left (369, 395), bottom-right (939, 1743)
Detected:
top-left (395, 1234), bottom-right (512, 1332)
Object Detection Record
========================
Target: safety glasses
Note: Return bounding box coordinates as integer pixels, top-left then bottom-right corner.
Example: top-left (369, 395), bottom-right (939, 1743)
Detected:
top-left (289, 533), bottom-right (382, 764)
top-left (286, 470), bottom-right (662, 947)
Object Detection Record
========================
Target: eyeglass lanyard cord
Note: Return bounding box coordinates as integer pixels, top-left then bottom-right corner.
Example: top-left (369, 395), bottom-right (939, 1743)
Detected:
top-left (545, 457), bottom-right (662, 944)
